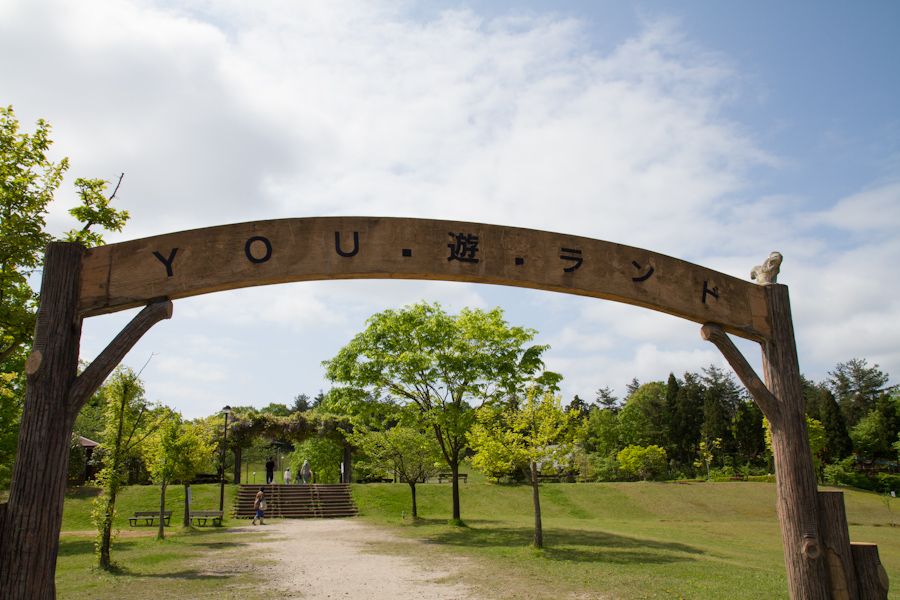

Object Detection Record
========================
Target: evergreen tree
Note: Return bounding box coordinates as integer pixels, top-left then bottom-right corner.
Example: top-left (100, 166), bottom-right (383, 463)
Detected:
top-left (664, 373), bottom-right (680, 457)
top-left (810, 386), bottom-right (853, 462)
top-left (701, 365), bottom-right (741, 459)
top-left (567, 394), bottom-right (588, 414)
top-left (594, 386), bottom-right (619, 412)
top-left (732, 400), bottom-right (766, 465)
top-left (669, 372), bottom-right (704, 469)
top-left (828, 358), bottom-right (890, 427)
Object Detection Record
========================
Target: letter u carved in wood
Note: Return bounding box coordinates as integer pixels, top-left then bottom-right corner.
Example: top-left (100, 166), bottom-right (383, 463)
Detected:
top-left (334, 231), bottom-right (360, 257)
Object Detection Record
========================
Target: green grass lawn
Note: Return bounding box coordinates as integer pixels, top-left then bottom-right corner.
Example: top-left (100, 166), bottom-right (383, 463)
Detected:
top-left (352, 480), bottom-right (900, 599)
top-left (56, 483), bottom-right (266, 599)
top-left (51, 480), bottom-right (899, 599)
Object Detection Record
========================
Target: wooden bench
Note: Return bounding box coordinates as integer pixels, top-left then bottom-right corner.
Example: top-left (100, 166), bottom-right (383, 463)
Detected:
top-left (128, 511), bottom-right (171, 526)
top-left (189, 510), bottom-right (223, 526)
top-left (437, 473), bottom-right (468, 483)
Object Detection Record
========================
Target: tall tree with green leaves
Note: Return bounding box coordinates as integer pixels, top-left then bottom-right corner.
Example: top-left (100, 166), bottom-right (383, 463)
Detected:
top-left (470, 390), bottom-right (577, 548)
top-left (324, 302), bottom-right (551, 523)
top-left (145, 414), bottom-right (213, 536)
top-left (92, 367), bottom-right (164, 569)
top-left (0, 105), bottom-right (128, 488)
top-left (668, 372), bottom-right (704, 470)
top-left (349, 419), bottom-right (442, 518)
top-left (828, 358), bottom-right (891, 427)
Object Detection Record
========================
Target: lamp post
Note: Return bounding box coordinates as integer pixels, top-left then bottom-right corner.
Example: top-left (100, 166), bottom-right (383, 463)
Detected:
top-left (218, 405), bottom-right (232, 513)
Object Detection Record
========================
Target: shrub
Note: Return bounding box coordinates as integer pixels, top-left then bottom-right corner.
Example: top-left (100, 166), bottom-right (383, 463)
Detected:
top-left (617, 445), bottom-right (667, 481)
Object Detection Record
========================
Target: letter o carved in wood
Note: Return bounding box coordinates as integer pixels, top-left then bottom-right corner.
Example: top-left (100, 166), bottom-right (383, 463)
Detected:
top-left (245, 236), bottom-right (273, 264)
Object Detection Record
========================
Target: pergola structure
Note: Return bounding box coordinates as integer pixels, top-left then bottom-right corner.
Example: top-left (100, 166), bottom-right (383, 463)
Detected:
top-left (0, 217), bottom-right (889, 599)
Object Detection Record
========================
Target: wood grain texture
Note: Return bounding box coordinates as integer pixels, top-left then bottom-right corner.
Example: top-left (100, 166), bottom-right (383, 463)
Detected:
top-left (78, 217), bottom-right (772, 340)
top-left (818, 491), bottom-right (859, 600)
top-left (851, 543), bottom-right (889, 600)
top-left (0, 243), bottom-right (84, 600)
top-left (760, 284), bottom-right (830, 600)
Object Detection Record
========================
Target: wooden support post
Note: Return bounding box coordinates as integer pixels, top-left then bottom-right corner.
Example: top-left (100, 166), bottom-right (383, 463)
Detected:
top-left (701, 283), bottom-right (830, 599)
top-left (818, 491), bottom-right (858, 600)
top-left (760, 285), bottom-right (829, 600)
top-left (0, 242), bottom-right (173, 600)
top-left (0, 243), bottom-right (84, 600)
top-left (850, 543), bottom-right (889, 600)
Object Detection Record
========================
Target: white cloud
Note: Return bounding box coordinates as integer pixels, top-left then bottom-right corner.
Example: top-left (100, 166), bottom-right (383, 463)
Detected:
top-left (5, 0), bottom-right (897, 415)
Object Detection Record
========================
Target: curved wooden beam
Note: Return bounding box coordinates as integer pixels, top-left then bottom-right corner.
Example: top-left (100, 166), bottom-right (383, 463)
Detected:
top-left (79, 217), bottom-right (771, 341)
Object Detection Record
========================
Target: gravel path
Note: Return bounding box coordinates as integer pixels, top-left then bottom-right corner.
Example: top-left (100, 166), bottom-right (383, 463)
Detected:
top-left (240, 519), bottom-right (476, 599)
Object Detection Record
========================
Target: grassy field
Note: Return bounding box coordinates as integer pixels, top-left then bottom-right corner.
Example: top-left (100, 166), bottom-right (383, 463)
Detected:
top-left (352, 480), bottom-right (900, 599)
top-left (56, 483), bottom-right (267, 600)
top-left (51, 480), bottom-right (899, 599)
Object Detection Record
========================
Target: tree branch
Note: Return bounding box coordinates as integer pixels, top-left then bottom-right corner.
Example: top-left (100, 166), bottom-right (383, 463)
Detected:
top-left (700, 323), bottom-right (780, 421)
top-left (69, 300), bottom-right (173, 414)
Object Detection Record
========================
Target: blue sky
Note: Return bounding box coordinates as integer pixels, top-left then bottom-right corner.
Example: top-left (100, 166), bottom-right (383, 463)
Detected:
top-left (2, 0), bottom-right (898, 418)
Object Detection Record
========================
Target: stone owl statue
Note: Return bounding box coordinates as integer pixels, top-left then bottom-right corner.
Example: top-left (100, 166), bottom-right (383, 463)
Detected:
top-left (750, 251), bottom-right (782, 285)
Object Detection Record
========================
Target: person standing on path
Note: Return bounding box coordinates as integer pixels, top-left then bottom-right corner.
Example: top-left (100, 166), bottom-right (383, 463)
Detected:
top-left (265, 456), bottom-right (275, 484)
top-left (252, 488), bottom-right (266, 525)
top-left (284, 466), bottom-right (292, 485)
top-left (301, 459), bottom-right (312, 484)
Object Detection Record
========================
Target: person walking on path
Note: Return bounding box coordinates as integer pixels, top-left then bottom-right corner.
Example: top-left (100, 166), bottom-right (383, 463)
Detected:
top-left (283, 466), bottom-right (292, 485)
top-left (265, 456), bottom-right (275, 484)
top-left (301, 460), bottom-right (312, 484)
top-left (252, 488), bottom-right (266, 525)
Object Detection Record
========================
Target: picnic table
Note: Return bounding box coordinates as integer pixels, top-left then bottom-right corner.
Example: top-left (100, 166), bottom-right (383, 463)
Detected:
top-left (189, 510), bottom-right (223, 526)
top-left (128, 511), bottom-right (171, 526)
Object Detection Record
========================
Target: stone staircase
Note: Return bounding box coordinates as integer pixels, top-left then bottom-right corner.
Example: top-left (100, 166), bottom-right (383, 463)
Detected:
top-left (234, 484), bottom-right (357, 519)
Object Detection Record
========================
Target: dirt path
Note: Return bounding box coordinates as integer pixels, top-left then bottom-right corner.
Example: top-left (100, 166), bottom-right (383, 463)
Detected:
top-left (237, 519), bottom-right (476, 599)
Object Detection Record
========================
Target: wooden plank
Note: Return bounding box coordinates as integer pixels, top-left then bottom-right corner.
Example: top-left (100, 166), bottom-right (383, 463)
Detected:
top-left (817, 491), bottom-right (858, 600)
top-left (79, 217), bottom-right (771, 340)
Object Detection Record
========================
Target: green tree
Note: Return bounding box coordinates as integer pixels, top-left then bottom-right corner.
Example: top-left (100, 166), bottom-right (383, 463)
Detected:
top-left (806, 384), bottom-right (853, 462)
top-left (470, 390), bottom-right (577, 548)
top-left (145, 415), bottom-right (213, 536)
top-left (668, 372), bottom-right (704, 470)
top-left (0, 105), bottom-right (128, 485)
top-left (290, 436), bottom-right (344, 483)
top-left (594, 386), bottom-right (619, 412)
top-left (732, 399), bottom-right (766, 466)
top-left (617, 444), bottom-right (668, 481)
top-left (581, 406), bottom-right (621, 457)
top-left (701, 366), bottom-right (741, 462)
top-left (324, 302), bottom-right (550, 523)
top-left (349, 421), bottom-right (442, 518)
top-left (828, 358), bottom-right (890, 427)
top-left (693, 438), bottom-right (721, 479)
top-left (618, 381), bottom-right (667, 448)
top-left (92, 367), bottom-right (164, 569)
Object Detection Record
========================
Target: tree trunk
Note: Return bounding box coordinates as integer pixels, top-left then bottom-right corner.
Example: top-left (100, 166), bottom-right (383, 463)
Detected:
top-left (450, 458), bottom-right (461, 522)
top-left (530, 460), bottom-right (543, 549)
top-left (760, 285), bottom-right (829, 600)
top-left (342, 443), bottom-right (353, 484)
top-left (0, 242), bottom-right (173, 600)
top-left (183, 484), bottom-right (191, 528)
top-left (409, 482), bottom-right (417, 518)
top-left (0, 243), bottom-right (83, 600)
top-left (157, 481), bottom-right (167, 540)
top-left (233, 447), bottom-right (242, 485)
top-left (99, 484), bottom-right (119, 570)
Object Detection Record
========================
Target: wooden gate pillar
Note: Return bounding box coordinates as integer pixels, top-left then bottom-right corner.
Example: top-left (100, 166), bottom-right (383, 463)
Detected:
top-left (760, 284), bottom-right (830, 599)
top-left (702, 283), bottom-right (829, 599)
top-left (0, 242), bottom-right (173, 600)
top-left (0, 243), bottom-right (84, 600)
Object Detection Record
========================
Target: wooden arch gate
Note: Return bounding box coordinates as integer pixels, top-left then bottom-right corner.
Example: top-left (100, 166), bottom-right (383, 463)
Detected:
top-left (0, 217), bottom-right (888, 599)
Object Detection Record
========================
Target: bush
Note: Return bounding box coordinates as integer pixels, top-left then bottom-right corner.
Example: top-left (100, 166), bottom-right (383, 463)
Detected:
top-left (617, 445), bottom-right (667, 481)
top-left (708, 466), bottom-right (736, 482)
top-left (589, 454), bottom-right (620, 482)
